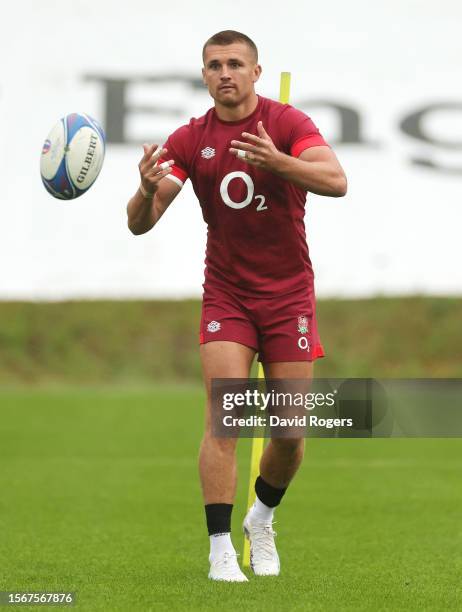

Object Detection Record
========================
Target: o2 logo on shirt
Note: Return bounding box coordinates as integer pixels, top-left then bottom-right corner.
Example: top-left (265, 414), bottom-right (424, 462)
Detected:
top-left (220, 172), bottom-right (267, 212)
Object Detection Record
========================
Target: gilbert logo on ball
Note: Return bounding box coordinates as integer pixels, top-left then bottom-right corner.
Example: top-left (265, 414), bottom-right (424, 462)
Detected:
top-left (40, 113), bottom-right (105, 200)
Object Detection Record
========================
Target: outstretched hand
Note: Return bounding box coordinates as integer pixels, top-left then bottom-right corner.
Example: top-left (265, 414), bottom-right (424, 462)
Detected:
top-left (138, 144), bottom-right (174, 196)
top-left (229, 121), bottom-right (281, 171)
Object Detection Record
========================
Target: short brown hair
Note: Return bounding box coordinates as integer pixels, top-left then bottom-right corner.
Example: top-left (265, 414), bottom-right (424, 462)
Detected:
top-left (202, 30), bottom-right (258, 64)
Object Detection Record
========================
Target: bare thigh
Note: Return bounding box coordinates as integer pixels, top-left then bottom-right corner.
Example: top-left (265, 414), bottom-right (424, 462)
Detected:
top-left (263, 361), bottom-right (314, 379)
top-left (201, 341), bottom-right (256, 429)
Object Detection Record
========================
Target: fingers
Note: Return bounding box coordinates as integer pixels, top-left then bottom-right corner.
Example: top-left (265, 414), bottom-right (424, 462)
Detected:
top-left (150, 145), bottom-right (166, 164)
top-left (240, 122), bottom-right (269, 143)
top-left (229, 148), bottom-right (248, 157)
top-left (229, 138), bottom-right (260, 164)
top-left (229, 149), bottom-right (259, 165)
top-left (140, 143), bottom-right (166, 166)
top-left (139, 143), bottom-right (176, 193)
top-left (229, 122), bottom-right (274, 166)
top-left (150, 165), bottom-right (174, 181)
top-left (256, 121), bottom-right (269, 136)
top-left (140, 164), bottom-right (174, 195)
top-left (230, 122), bottom-right (271, 158)
top-left (140, 144), bottom-right (173, 175)
top-left (240, 132), bottom-right (263, 144)
top-left (141, 143), bottom-right (157, 162)
top-left (230, 140), bottom-right (258, 153)
top-left (146, 158), bottom-right (175, 177)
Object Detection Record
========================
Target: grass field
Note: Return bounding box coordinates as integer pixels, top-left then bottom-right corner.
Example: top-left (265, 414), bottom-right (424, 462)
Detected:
top-left (1, 386), bottom-right (461, 611)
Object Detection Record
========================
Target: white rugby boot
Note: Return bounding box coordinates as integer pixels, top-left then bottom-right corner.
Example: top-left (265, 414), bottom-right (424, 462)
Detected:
top-left (208, 551), bottom-right (249, 582)
top-left (243, 513), bottom-right (280, 576)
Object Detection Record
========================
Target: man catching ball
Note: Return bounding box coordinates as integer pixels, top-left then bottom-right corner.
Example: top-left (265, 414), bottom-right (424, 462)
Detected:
top-left (127, 30), bottom-right (347, 582)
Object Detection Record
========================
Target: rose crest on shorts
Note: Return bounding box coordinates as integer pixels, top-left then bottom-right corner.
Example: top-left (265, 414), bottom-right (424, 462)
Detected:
top-left (297, 315), bottom-right (309, 334)
top-left (207, 320), bottom-right (221, 333)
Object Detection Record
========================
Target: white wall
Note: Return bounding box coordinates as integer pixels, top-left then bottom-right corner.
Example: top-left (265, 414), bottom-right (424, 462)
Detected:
top-left (1, 0), bottom-right (461, 299)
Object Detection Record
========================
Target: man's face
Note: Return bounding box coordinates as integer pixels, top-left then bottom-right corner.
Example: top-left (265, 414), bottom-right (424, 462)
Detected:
top-left (202, 43), bottom-right (262, 106)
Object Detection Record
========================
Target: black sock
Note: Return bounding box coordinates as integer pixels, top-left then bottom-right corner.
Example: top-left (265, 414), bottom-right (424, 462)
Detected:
top-left (205, 503), bottom-right (233, 535)
top-left (255, 475), bottom-right (287, 508)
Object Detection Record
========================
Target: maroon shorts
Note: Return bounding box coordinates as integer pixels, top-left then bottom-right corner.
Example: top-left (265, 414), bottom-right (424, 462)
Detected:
top-left (199, 282), bottom-right (324, 363)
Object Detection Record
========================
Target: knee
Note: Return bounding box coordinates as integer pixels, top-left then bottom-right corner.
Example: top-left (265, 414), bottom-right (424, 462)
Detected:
top-left (202, 430), bottom-right (238, 455)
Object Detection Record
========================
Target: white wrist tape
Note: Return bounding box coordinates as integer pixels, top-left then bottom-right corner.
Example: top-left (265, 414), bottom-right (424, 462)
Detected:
top-left (139, 183), bottom-right (154, 198)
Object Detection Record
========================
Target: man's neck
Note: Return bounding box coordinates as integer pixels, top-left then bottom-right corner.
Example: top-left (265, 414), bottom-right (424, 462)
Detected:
top-left (214, 92), bottom-right (259, 122)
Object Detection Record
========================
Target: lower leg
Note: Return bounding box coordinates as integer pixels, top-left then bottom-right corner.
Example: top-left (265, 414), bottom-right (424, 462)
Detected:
top-left (199, 430), bottom-right (238, 557)
top-left (199, 430), bottom-right (237, 504)
top-left (243, 441), bottom-right (304, 577)
top-left (248, 438), bottom-right (304, 522)
top-left (260, 437), bottom-right (305, 489)
top-left (251, 360), bottom-right (312, 518)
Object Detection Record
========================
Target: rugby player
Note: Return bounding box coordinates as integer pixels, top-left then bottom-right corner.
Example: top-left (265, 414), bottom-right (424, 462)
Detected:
top-left (127, 30), bottom-right (347, 582)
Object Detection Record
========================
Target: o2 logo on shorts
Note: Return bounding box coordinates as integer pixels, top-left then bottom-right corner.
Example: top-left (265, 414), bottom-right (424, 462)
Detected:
top-left (298, 337), bottom-right (310, 352)
top-left (297, 315), bottom-right (310, 352)
top-left (220, 172), bottom-right (267, 211)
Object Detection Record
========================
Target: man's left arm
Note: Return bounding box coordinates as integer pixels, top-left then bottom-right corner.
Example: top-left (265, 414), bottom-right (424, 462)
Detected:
top-left (276, 145), bottom-right (347, 197)
top-left (230, 121), bottom-right (347, 197)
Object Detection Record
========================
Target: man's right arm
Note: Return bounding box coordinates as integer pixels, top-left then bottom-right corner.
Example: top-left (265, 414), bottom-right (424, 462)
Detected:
top-left (127, 144), bottom-right (182, 235)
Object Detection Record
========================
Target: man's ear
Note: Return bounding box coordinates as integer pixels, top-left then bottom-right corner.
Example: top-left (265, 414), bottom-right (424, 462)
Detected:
top-left (253, 64), bottom-right (262, 83)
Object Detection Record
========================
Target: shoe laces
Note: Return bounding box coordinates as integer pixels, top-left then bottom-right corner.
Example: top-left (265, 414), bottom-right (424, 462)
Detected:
top-left (212, 551), bottom-right (240, 571)
top-left (251, 521), bottom-right (277, 560)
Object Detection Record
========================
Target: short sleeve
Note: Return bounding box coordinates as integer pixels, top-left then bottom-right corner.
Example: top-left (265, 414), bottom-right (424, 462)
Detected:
top-left (158, 124), bottom-right (190, 188)
top-left (280, 105), bottom-right (329, 157)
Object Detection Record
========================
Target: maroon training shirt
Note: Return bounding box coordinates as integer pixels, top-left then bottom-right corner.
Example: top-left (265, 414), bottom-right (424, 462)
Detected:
top-left (160, 94), bottom-right (328, 297)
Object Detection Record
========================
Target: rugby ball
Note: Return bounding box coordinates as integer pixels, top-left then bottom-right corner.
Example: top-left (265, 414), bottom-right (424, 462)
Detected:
top-left (40, 113), bottom-right (105, 200)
